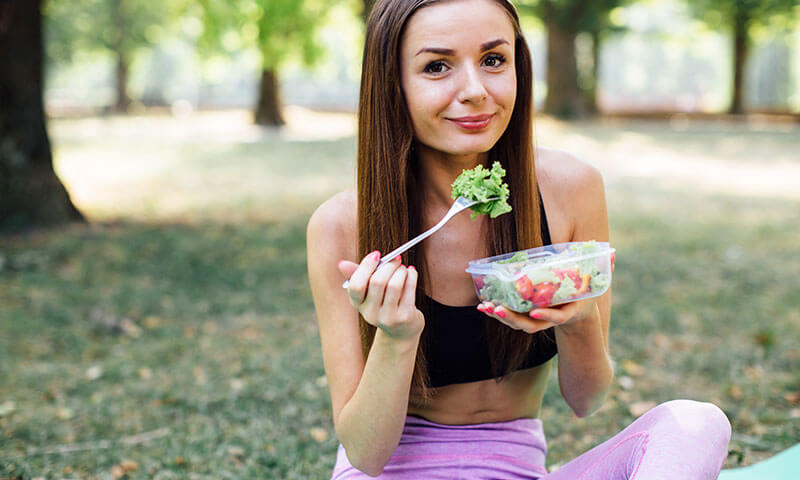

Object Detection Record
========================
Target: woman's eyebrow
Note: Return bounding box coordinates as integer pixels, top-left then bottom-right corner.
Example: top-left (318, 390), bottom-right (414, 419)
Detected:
top-left (415, 38), bottom-right (510, 57)
top-left (479, 38), bottom-right (510, 51)
top-left (415, 47), bottom-right (456, 57)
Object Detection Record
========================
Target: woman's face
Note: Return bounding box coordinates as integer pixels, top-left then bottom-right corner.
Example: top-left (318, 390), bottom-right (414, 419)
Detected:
top-left (400, 0), bottom-right (517, 157)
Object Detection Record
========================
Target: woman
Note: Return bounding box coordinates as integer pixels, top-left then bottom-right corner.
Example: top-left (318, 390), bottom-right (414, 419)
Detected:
top-left (307, 0), bottom-right (731, 478)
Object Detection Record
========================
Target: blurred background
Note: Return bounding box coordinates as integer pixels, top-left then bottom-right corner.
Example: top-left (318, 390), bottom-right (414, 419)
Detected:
top-left (41, 0), bottom-right (800, 119)
top-left (1, 0), bottom-right (799, 478)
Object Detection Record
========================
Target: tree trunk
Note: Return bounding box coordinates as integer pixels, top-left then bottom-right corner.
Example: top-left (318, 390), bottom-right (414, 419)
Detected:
top-left (0, 0), bottom-right (84, 231)
top-left (112, 0), bottom-right (130, 112)
top-left (362, 0), bottom-right (377, 24)
top-left (581, 30), bottom-right (600, 115)
top-left (730, 12), bottom-right (749, 114)
top-left (115, 52), bottom-right (130, 111)
top-left (254, 69), bottom-right (284, 126)
top-left (544, 21), bottom-right (584, 118)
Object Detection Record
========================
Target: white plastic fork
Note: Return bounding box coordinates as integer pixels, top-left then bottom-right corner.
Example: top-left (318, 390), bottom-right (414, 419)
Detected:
top-left (342, 196), bottom-right (499, 289)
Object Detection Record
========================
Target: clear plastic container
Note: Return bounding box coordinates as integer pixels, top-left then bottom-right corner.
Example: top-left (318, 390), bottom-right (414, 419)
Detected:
top-left (465, 241), bottom-right (615, 312)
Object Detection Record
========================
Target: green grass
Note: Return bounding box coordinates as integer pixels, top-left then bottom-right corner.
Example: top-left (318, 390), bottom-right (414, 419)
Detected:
top-left (1, 110), bottom-right (799, 478)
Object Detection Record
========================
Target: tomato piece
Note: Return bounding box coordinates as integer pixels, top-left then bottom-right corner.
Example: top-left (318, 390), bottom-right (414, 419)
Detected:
top-left (530, 282), bottom-right (558, 307)
top-left (515, 276), bottom-right (535, 301)
top-left (552, 268), bottom-right (581, 286)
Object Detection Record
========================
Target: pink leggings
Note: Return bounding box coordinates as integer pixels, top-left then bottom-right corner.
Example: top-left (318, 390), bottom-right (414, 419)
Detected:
top-left (331, 400), bottom-right (732, 479)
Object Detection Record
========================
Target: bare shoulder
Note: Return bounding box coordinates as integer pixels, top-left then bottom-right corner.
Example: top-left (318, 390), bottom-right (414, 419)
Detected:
top-left (535, 147), bottom-right (604, 197)
top-left (307, 189), bottom-right (358, 262)
top-left (535, 147), bottom-right (607, 242)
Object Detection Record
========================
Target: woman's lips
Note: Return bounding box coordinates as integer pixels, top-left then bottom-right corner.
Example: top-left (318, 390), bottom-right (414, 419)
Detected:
top-left (448, 114), bottom-right (494, 131)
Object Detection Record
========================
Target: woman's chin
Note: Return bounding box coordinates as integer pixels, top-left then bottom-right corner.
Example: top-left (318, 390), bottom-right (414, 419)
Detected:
top-left (417, 136), bottom-right (500, 157)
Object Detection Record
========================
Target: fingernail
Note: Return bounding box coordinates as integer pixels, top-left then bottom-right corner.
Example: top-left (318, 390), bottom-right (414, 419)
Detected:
top-left (486, 306), bottom-right (494, 314)
top-left (370, 251), bottom-right (380, 261)
top-left (495, 309), bottom-right (506, 319)
top-left (337, 260), bottom-right (346, 269)
top-left (531, 311), bottom-right (542, 319)
top-left (409, 265), bottom-right (416, 272)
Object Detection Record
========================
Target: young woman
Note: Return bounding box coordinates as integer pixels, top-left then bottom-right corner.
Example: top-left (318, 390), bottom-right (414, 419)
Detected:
top-left (307, 0), bottom-right (731, 478)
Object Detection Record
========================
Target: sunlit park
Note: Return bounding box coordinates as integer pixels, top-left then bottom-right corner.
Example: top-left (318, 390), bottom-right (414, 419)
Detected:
top-left (2, 0), bottom-right (800, 478)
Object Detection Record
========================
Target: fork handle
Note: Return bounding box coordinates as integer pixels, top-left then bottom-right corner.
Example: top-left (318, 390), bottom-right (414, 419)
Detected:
top-left (379, 213), bottom-right (452, 265)
top-left (341, 210), bottom-right (456, 289)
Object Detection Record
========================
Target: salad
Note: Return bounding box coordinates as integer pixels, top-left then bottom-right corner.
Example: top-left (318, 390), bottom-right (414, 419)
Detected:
top-left (468, 241), bottom-right (613, 312)
top-left (451, 161), bottom-right (512, 220)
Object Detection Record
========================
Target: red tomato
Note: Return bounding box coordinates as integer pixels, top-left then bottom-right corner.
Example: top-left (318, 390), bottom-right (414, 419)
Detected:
top-left (515, 276), bottom-right (535, 301)
top-left (530, 282), bottom-right (558, 307)
top-left (552, 268), bottom-right (582, 287)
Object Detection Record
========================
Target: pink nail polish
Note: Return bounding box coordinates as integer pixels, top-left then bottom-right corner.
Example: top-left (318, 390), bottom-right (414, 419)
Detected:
top-left (495, 309), bottom-right (506, 319)
top-left (409, 265), bottom-right (416, 272)
top-left (486, 306), bottom-right (494, 314)
top-left (531, 311), bottom-right (542, 319)
top-left (371, 251), bottom-right (381, 261)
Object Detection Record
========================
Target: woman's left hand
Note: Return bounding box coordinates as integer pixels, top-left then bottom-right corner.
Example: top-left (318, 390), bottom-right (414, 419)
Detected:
top-left (478, 297), bottom-right (596, 333)
top-left (479, 251), bottom-right (614, 333)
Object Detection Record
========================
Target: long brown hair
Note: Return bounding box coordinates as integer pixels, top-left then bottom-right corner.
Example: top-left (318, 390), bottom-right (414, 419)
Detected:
top-left (357, 0), bottom-right (542, 400)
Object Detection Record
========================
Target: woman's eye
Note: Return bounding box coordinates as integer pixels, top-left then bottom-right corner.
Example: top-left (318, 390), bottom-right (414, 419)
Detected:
top-left (484, 53), bottom-right (506, 67)
top-left (423, 61), bottom-right (447, 74)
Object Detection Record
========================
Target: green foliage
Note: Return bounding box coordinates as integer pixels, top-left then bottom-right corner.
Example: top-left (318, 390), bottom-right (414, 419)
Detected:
top-left (688, 0), bottom-right (798, 31)
top-left (515, 0), bottom-right (632, 34)
top-left (194, 0), bottom-right (333, 70)
top-left (44, 0), bottom-right (183, 64)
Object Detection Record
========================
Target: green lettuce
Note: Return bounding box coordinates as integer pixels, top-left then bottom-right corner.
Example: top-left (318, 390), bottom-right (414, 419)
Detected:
top-left (451, 161), bottom-right (512, 220)
top-left (479, 276), bottom-right (532, 313)
top-left (498, 251), bottom-right (528, 264)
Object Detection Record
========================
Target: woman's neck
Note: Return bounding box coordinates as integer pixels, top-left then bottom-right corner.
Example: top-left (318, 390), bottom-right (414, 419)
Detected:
top-left (416, 143), bottom-right (489, 210)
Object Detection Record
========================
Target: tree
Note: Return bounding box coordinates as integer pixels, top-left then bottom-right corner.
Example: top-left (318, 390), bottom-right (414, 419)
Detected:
top-left (196, 0), bottom-right (331, 126)
top-left (688, 0), bottom-right (797, 114)
top-left (362, 0), bottom-right (377, 23)
top-left (1, 0), bottom-right (84, 231)
top-left (517, 0), bottom-right (629, 118)
top-left (44, 0), bottom-right (179, 111)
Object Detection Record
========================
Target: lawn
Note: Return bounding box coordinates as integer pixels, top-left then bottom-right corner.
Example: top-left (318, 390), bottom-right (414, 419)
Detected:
top-left (1, 107), bottom-right (798, 479)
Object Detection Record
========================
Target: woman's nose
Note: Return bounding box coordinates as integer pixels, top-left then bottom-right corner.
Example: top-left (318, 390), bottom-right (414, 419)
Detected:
top-left (457, 65), bottom-right (488, 104)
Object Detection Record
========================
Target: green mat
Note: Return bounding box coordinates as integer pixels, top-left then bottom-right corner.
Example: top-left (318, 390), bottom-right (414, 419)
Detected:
top-left (718, 444), bottom-right (800, 480)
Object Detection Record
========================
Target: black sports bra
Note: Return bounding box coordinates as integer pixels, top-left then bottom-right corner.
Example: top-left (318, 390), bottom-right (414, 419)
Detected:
top-left (420, 194), bottom-right (557, 388)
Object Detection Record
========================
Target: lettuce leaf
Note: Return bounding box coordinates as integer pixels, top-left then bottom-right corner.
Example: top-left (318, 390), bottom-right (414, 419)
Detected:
top-left (451, 161), bottom-right (512, 220)
top-left (479, 276), bottom-right (532, 313)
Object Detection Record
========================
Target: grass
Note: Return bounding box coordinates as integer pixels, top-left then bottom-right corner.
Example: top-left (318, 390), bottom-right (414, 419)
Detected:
top-left (1, 107), bottom-right (799, 478)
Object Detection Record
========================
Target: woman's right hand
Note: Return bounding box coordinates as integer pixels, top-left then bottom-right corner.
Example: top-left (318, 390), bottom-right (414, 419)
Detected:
top-left (338, 251), bottom-right (424, 340)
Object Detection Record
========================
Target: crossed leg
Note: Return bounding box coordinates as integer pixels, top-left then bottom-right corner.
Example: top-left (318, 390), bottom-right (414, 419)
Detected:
top-left (541, 400), bottom-right (731, 480)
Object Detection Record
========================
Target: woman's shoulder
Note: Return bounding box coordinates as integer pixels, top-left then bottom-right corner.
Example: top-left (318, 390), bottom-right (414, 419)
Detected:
top-left (535, 146), bottom-right (604, 195)
top-left (534, 147), bottom-right (607, 241)
top-left (307, 189), bottom-right (358, 260)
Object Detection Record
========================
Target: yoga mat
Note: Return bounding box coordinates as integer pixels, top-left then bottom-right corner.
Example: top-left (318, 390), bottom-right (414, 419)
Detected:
top-left (718, 444), bottom-right (800, 480)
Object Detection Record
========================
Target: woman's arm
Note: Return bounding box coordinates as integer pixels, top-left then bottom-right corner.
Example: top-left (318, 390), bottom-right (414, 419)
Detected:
top-left (307, 193), bottom-right (424, 476)
top-left (477, 155), bottom-right (614, 417)
top-left (549, 160), bottom-right (613, 417)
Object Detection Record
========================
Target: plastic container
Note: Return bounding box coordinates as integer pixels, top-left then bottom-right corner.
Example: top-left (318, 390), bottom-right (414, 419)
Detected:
top-left (465, 241), bottom-right (615, 312)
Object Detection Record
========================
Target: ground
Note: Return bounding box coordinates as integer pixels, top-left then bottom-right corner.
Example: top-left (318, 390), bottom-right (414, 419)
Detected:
top-left (1, 108), bottom-right (798, 479)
